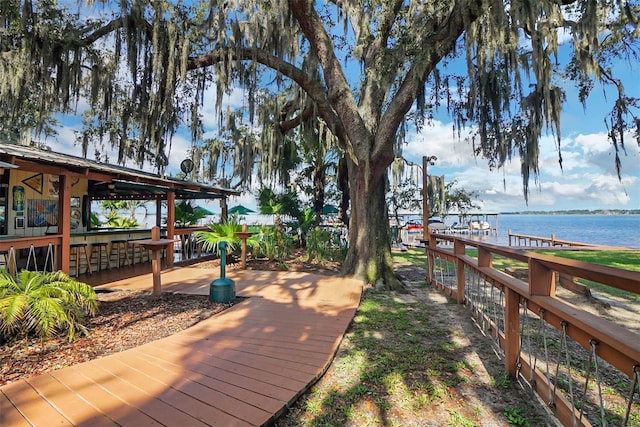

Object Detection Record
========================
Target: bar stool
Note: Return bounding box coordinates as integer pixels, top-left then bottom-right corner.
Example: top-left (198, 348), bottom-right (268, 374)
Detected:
top-left (109, 239), bottom-right (129, 268)
top-left (90, 242), bottom-right (109, 272)
top-left (70, 243), bottom-right (92, 277)
top-left (26, 244), bottom-right (38, 271)
top-left (127, 238), bottom-right (141, 265)
top-left (43, 243), bottom-right (55, 272)
top-left (0, 247), bottom-right (17, 276)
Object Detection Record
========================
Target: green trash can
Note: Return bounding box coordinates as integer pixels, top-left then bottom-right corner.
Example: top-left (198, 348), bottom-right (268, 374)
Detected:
top-left (209, 241), bottom-right (236, 303)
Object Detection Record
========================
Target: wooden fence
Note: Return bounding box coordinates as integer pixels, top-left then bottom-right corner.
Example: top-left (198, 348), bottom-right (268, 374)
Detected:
top-left (425, 233), bottom-right (640, 426)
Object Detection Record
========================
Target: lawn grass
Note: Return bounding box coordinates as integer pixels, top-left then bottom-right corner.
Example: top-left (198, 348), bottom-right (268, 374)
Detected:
top-left (423, 246), bottom-right (639, 302)
top-left (277, 287), bottom-right (550, 427)
top-left (391, 247), bottom-right (427, 267)
top-left (536, 249), bottom-right (640, 301)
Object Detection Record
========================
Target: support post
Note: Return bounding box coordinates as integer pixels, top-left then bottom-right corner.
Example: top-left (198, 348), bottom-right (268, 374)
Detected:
top-left (422, 155), bottom-right (428, 242)
top-left (504, 287), bottom-right (521, 377)
top-left (454, 239), bottom-right (466, 303)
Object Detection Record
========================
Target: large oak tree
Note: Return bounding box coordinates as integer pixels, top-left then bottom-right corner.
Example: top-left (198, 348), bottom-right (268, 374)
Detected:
top-left (1, 0), bottom-right (638, 287)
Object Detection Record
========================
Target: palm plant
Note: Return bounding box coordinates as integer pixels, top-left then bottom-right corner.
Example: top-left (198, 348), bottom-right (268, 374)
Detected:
top-left (174, 201), bottom-right (208, 227)
top-left (0, 270), bottom-right (98, 343)
top-left (194, 218), bottom-right (241, 255)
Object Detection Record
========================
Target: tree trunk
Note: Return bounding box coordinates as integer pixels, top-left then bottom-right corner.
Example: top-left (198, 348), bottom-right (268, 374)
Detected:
top-left (337, 157), bottom-right (350, 226)
top-left (341, 159), bottom-right (405, 291)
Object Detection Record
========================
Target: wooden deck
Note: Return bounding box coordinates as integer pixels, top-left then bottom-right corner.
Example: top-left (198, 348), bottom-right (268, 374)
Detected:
top-left (0, 267), bottom-right (363, 426)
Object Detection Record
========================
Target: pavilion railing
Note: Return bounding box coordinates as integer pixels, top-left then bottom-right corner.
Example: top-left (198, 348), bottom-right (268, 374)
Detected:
top-left (425, 233), bottom-right (640, 427)
top-left (0, 236), bottom-right (61, 276)
top-left (172, 226), bottom-right (212, 262)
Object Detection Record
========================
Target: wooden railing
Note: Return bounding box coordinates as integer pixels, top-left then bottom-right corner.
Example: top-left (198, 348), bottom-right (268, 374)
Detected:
top-left (508, 230), bottom-right (602, 247)
top-left (0, 236), bottom-right (62, 275)
top-left (172, 226), bottom-right (212, 262)
top-left (0, 227), bottom-right (213, 275)
top-left (426, 232), bottom-right (640, 426)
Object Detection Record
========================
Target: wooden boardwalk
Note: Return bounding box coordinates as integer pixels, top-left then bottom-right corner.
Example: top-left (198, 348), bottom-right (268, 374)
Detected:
top-left (0, 268), bottom-right (363, 426)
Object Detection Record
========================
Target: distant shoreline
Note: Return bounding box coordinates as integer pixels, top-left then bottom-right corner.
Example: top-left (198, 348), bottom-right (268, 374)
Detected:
top-left (499, 210), bottom-right (639, 215)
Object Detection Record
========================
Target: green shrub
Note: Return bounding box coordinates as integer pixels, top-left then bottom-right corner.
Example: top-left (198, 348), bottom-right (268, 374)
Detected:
top-left (248, 225), bottom-right (294, 261)
top-left (0, 270), bottom-right (98, 343)
top-left (306, 227), bottom-right (333, 261)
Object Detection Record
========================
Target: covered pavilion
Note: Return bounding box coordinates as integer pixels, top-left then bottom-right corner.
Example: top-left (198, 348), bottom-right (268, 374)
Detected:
top-left (0, 142), bottom-right (240, 276)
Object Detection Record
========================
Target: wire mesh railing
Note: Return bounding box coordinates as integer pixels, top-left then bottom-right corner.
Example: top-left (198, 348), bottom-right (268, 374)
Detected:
top-left (425, 233), bottom-right (640, 426)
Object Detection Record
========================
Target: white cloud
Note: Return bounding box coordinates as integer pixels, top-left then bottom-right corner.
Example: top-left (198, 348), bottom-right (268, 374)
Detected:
top-left (404, 120), bottom-right (475, 167)
top-left (404, 119), bottom-right (640, 212)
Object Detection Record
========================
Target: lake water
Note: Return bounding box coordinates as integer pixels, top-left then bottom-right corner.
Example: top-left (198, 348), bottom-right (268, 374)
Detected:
top-left (457, 214), bottom-right (640, 249)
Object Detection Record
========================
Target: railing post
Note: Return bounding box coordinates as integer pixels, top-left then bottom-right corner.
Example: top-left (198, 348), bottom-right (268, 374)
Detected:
top-left (478, 246), bottom-right (492, 268)
top-left (504, 287), bottom-right (520, 377)
top-left (529, 258), bottom-right (556, 296)
top-left (454, 239), bottom-right (465, 303)
top-left (426, 234), bottom-right (437, 282)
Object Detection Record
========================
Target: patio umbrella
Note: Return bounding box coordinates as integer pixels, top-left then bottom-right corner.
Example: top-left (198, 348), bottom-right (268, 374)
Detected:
top-left (320, 204), bottom-right (339, 214)
top-left (228, 205), bottom-right (255, 215)
top-left (194, 206), bottom-right (216, 216)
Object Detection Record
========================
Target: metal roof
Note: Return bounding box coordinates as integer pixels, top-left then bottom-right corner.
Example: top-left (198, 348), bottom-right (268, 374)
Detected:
top-left (0, 142), bottom-right (240, 200)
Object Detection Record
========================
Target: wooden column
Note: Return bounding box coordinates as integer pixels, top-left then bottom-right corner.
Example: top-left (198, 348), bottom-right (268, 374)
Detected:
top-left (454, 239), bottom-right (466, 303)
top-left (478, 246), bottom-right (492, 268)
top-left (529, 258), bottom-right (555, 296)
top-left (58, 174), bottom-right (72, 274)
top-left (504, 287), bottom-right (521, 377)
top-left (166, 192), bottom-right (175, 268)
top-left (422, 155), bottom-right (428, 242)
top-left (155, 199), bottom-right (162, 227)
top-left (221, 197), bottom-right (228, 221)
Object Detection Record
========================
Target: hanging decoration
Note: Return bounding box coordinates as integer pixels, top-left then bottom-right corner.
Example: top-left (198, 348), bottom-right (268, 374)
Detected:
top-left (21, 173), bottom-right (43, 194)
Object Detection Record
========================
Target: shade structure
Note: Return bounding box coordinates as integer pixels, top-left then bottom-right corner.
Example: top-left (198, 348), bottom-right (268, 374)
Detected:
top-left (320, 204), bottom-right (339, 214)
top-left (228, 205), bottom-right (255, 215)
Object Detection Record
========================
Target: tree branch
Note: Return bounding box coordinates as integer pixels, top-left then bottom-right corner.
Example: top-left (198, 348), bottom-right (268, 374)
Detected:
top-left (288, 0), bottom-right (370, 162)
top-left (188, 45), bottom-right (349, 146)
top-left (373, 0), bottom-right (489, 162)
top-left (277, 106), bottom-right (315, 132)
top-left (82, 16), bottom-right (153, 46)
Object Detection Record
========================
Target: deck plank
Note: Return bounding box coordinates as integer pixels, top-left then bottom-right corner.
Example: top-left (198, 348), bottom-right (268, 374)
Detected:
top-left (0, 379), bottom-right (72, 426)
top-left (0, 390), bottom-right (32, 427)
top-left (25, 374), bottom-right (119, 427)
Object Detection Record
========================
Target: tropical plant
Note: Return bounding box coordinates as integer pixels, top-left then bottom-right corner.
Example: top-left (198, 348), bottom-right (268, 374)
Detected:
top-left (306, 226), bottom-right (334, 262)
top-left (247, 225), bottom-right (295, 261)
top-left (0, 270), bottom-right (98, 343)
top-left (174, 201), bottom-right (208, 227)
top-left (103, 211), bottom-right (139, 229)
top-left (194, 219), bottom-right (241, 255)
top-left (257, 188), bottom-right (303, 252)
top-left (297, 208), bottom-right (316, 247)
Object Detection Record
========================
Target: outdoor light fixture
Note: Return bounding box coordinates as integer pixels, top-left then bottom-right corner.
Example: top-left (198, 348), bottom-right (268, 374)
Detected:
top-left (425, 155), bottom-right (437, 165)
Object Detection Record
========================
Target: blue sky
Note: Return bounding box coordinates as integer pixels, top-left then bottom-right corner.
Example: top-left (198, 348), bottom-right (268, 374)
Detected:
top-left (400, 52), bottom-right (640, 213)
top-left (41, 7), bottom-right (640, 215)
top-left (46, 72), bottom-right (640, 215)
